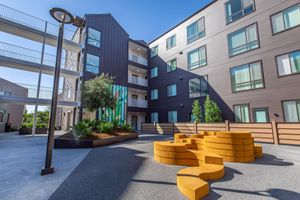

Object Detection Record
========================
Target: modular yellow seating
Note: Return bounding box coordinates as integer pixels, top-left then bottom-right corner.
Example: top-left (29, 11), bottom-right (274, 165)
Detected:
top-left (153, 131), bottom-right (263, 200)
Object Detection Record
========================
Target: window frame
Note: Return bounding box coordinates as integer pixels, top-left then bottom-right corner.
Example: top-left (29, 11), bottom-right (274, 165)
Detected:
top-left (188, 75), bottom-right (208, 99)
top-left (151, 112), bottom-right (158, 123)
top-left (167, 84), bottom-right (177, 97)
top-left (150, 67), bottom-right (158, 79)
top-left (167, 58), bottom-right (177, 72)
top-left (252, 107), bottom-right (270, 123)
top-left (230, 60), bottom-right (265, 93)
top-left (168, 110), bottom-right (178, 123)
top-left (150, 89), bottom-right (158, 100)
top-left (225, 0), bottom-right (256, 25)
top-left (166, 34), bottom-right (176, 50)
top-left (85, 53), bottom-right (100, 74)
top-left (270, 3), bottom-right (300, 35)
top-left (186, 17), bottom-right (206, 44)
top-left (87, 27), bottom-right (101, 48)
top-left (227, 22), bottom-right (260, 57)
top-left (187, 45), bottom-right (207, 70)
top-left (281, 99), bottom-right (300, 122)
top-left (275, 49), bottom-right (300, 77)
top-left (150, 45), bottom-right (158, 58)
top-left (233, 103), bottom-right (250, 122)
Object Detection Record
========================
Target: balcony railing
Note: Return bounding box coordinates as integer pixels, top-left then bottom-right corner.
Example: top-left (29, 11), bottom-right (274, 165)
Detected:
top-left (128, 53), bottom-right (148, 66)
top-left (128, 98), bottom-right (148, 108)
top-left (0, 4), bottom-right (77, 41)
top-left (128, 76), bottom-right (148, 87)
top-left (0, 42), bottom-right (78, 71)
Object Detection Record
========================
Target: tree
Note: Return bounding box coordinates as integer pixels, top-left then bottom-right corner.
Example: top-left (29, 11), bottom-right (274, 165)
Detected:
top-left (192, 100), bottom-right (202, 123)
top-left (204, 95), bottom-right (222, 123)
top-left (82, 73), bottom-right (117, 112)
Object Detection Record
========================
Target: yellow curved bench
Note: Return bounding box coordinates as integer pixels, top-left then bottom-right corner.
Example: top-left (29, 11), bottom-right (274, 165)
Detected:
top-left (153, 131), bottom-right (263, 200)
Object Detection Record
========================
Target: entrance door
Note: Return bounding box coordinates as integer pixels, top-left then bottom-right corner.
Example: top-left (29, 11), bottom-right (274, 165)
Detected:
top-left (66, 112), bottom-right (71, 131)
top-left (131, 115), bottom-right (138, 131)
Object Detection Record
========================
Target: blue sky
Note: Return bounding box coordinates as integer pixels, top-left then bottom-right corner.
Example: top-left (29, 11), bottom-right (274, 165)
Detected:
top-left (0, 0), bottom-right (212, 112)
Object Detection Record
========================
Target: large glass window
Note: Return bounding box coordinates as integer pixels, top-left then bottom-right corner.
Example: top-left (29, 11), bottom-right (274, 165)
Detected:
top-left (168, 111), bottom-right (178, 123)
top-left (187, 46), bottom-right (207, 70)
top-left (228, 23), bottom-right (259, 56)
top-left (225, 0), bottom-right (255, 24)
top-left (271, 4), bottom-right (300, 34)
top-left (283, 100), bottom-right (300, 122)
top-left (276, 50), bottom-right (300, 76)
top-left (231, 61), bottom-right (263, 92)
top-left (234, 104), bottom-right (250, 122)
top-left (166, 35), bottom-right (176, 50)
top-left (151, 112), bottom-right (158, 123)
top-left (86, 53), bottom-right (100, 74)
top-left (150, 45), bottom-right (158, 58)
top-left (167, 84), bottom-right (177, 97)
top-left (167, 58), bottom-right (177, 72)
top-left (87, 27), bottom-right (101, 48)
top-left (150, 67), bottom-right (158, 78)
top-left (187, 17), bottom-right (205, 44)
top-left (189, 76), bottom-right (208, 98)
top-left (253, 108), bottom-right (269, 122)
top-left (151, 89), bottom-right (158, 100)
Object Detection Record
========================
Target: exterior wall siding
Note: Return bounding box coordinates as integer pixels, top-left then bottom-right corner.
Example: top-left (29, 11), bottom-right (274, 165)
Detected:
top-left (148, 0), bottom-right (300, 123)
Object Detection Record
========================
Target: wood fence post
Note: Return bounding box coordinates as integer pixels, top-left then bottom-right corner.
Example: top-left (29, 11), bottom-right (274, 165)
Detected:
top-left (271, 119), bottom-right (279, 145)
top-left (225, 120), bottom-right (229, 131)
top-left (194, 122), bottom-right (198, 134)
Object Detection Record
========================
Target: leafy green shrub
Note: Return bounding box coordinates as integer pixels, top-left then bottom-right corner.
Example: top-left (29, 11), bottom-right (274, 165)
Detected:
top-left (36, 123), bottom-right (47, 128)
top-left (82, 118), bottom-right (99, 131)
top-left (71, 121), bottom-right (93, 139)
top-left (121, 124), bottom-right (133, 133)
top-left (97, 122), bottom-right (114, 133)
top-left (112, 119), bottom-right (119, 129)
top-left (204, 95), bottom-right (222, 123)
top-left (192, 100), bottom-right (203, 123)
top-left (22, 123), bottom-right (33, 128)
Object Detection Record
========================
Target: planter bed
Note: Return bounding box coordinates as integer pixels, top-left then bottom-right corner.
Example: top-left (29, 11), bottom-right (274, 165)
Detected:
top-left (19, 127), bottom-right (48, 135)
top-left (54, 132), bottom-right (138, 148)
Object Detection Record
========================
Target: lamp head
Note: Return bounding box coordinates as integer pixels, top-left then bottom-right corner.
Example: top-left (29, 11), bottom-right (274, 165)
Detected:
top-left (50, 8), bottom-right (74, 24)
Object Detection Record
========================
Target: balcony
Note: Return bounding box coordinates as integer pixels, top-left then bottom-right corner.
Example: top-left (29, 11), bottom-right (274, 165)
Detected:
top-left (128, 75), bottom-right (147, 87)
top-left (128, 53), bottom-right (148, 66)
top-left (128, 98), bottom-right (148, 108)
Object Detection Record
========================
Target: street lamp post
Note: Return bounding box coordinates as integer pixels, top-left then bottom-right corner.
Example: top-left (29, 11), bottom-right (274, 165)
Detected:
top-left (41, 8), bottom-right (74, 176)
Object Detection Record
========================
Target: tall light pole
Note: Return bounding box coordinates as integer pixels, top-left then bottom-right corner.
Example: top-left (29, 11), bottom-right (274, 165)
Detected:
top-left (41, 8), bottom-right (74, 176)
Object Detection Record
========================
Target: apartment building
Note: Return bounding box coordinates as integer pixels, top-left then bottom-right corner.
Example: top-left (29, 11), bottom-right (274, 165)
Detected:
top-left (148, 0), bottom-right (300, 123)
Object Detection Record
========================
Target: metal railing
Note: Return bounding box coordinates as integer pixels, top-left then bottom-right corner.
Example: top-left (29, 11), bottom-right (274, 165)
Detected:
top-left (128, 53), bottom-right (148, 66)
top-left (0, 4), bottom-right (77, 41)
top-left (128, 98), bottom-right (148, 108)
top-left (0, 41), bottom-right (78, 71)
top-left (128, 76), bottom-right (148, 87)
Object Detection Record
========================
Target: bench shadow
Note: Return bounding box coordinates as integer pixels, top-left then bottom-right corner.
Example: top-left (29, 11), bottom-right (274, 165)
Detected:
top-left (251, 154), bottom-right (294, 166)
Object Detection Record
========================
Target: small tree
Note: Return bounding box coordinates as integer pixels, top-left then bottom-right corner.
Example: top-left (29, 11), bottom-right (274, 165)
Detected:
top-left (204, 95), bottom-right (222, 123)
top-left (82, 73), bottom-right (117, 112)
top-left (192, 100), bottom-right (202, 123)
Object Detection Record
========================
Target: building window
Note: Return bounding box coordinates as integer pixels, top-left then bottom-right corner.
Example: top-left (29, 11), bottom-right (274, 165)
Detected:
top-left (225, 0), bottom-right (255, 24)
top-left (187, 17), bottom-right (205, 44)
top-left (150, 67), bottom-right (158, 78)
top-left (189, 76), bottom-right (208, 98)
top-left (166, 35), bottom-right (176, 50)
top-left (234, 104), bottom-right (250, 122)
top-left (150, 45), bottom-right (158, 58)
top-left (0, 91), bottom-right (11, 96)
top-left (86, 53), bottom-right (100, 74)
top-left (230, 61), bottom-right (263, 92)
top-left (151, 112), bottom-right (158, 123)
top-left (168, 111), bottom-right (178, 123)
top-left (228, 23), bottom-right (259, 56)
top-left (87, 27), bottom-right (101, 48)
top-left (0, 111), bottom-right (4, 123)
top-left (167, 84), bottom-right (177, 97)
top-left (253, 108), bottom-right (269, 122)
top-left (151, 89), bottom-right (158, 100)
top-left (167, 58), bottom-right (177, 72)
top-left (187, 45), bottom-right (207, 70)
top-left (283, 100), bottom-right (300, 122)
top-left (271, 4), bottom-right (300, 34)
top-left (276, 50), bottom-right (300, 76)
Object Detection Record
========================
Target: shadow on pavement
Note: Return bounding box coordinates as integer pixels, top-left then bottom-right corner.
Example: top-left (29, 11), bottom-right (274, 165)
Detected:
top-left (49, 146), bottom-right (146, 200)
top-left (252, 154), bottom-right (294, 166)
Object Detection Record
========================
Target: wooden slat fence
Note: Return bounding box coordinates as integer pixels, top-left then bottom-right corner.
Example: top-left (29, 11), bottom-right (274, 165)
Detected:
top-left (141, 120), bottom-right (300, 146)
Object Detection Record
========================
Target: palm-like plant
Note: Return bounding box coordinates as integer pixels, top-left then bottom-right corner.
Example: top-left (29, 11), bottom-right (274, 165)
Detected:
top-left (71, 121), bottom-right (93, 139)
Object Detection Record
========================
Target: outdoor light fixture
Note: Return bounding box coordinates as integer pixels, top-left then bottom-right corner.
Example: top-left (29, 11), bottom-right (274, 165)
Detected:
top-left (41, 8), bottom-right (75, 176)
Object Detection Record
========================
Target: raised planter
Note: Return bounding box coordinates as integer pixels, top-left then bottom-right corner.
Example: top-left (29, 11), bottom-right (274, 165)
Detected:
top-left (19, 127), bottom-right (48, 135)
top-left (54, 132), bottom-right (138, 148)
